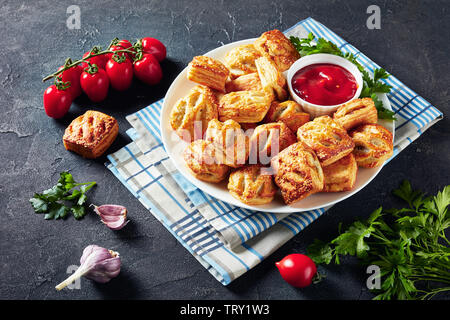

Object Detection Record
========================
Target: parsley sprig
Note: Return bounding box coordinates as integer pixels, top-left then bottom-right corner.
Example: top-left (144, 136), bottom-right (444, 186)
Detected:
top-left (30, 172), bottom-right (97, 220)
top-left (290, 33), bottom-right (396, 120)
top-left (307, 181), bottom-right (450, 300)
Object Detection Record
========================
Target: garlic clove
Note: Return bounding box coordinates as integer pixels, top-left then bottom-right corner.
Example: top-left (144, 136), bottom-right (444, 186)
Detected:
top-left (91, 204), bottom-right (130, 230)
top-left (55, 245), bottom-right (121, 291)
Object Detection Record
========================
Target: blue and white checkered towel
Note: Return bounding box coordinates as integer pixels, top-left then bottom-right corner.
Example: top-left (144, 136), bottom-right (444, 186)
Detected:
top-left (105, 17), bottom-right (443, 285)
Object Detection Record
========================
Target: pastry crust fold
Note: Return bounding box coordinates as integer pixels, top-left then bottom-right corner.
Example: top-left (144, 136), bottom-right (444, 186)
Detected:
top-left (297, 115), bottom-right (355, 167)
top-left (187, 56), bottom-right (230, 92)
top-left (224, 44), bottom-right (261, 79)
top-left (271, 142), bottom-right (324, 205)
top-left (322, 153), bottom-right (358, 192)
top-left (218, 89), bottom-right (274, 123)
top-left (253, 29), bottom-right (300, 72)
top-left (264, 100), bottom-right (310, 133)
top-left (255, 56), bottom-right (288, 101)
top-left (170, 85), bottom-right (218, 142)
top-left (227, 165), bottom-right (276, 205)
top-left (225, 72), bottom-right (262, 92)
top-left (63, 110), bottom-right (118, 159)
top-left (333, 98), bottom-right (378, 131)
top-left (349, 123), bottom-right (393, 168)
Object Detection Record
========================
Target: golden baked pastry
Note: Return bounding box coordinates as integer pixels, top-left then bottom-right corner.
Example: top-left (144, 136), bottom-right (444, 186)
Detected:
top-left (63, 110), bottom-right (118, 159)
top-left (224, 44), bottom-right (261, 79)
top-left (271, 142), bottom-right (324, 205)
top-left (333, 98), bottom-right (378, 131)
top-left (249, 122), bottom-right (296, 165)
top-left (264, 100), bottom-right (310, 133)
top-left (255, 56), bottom-right (288, 101)
top-left (187, 56), bottom-right (230, 93)
top-left (297, 116), bottom-right (355, 167)
top-left (183, 140), bottom-right (230, 183)
top-left (322, 154), bottom-right (358, 192)
top-left (170, 85), bottom-right (218, 142)
top-left (227, 165), bottom-right (276, 205)
top-left (349, 124), bottom-right (393, 168)
top-left (225, 73), bottom-right (262, 92)
top-left (205, 119), bottom-right (249, 168)
top-left (253, 29), bottom-right (300, 72)
top-left (218, 89), bottom-right (274, 123)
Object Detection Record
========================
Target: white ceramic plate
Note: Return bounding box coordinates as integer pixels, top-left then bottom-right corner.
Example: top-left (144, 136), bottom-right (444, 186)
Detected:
top-left (160, 39), bottom-right (395, 213)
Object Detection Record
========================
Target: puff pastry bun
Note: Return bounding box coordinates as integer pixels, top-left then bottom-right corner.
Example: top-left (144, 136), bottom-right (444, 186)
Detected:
top-left (227, 165), bottom-right (276, 205)
top-left (183, 140), bottom-right (230, 183)
top-left (254, 29), bottom-right (300, 72)
top-left (205, 119), bottom-right (249, 168)
top-left (271, 142), bottom-right (324, 205)
top-left (63, 110), bottom-right (118, 159)
top-left (187, 56), bottom-right (230, 93)
top-left (322, 154), bottom-right (358, 192)
top-left (170, 85), bottom-right (218, 142)
top-left (349, 124), bottom-right (393, 168)
top-left (224, 44), bottom-right (261, 79)
top-left (218, 89), bottom-right (274, 123)
top-left (225, 72), bottom-right (262, 93)
top-left (297, 116), bottom-right (355, 167)
top-left (249, 122), bottom-right (296, 165)
top-left (333, 98), bottom-right (378, 131)
top-left (264, 100), bottom-right (310, 133)
top-left (255, 56), bottom-right (288, 101)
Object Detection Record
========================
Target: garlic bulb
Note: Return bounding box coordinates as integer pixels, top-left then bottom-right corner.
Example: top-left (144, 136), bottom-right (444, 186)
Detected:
top-left (55, 245), bottom-right (121, 290)
top-left (92, 204), bottom-right (129, 230)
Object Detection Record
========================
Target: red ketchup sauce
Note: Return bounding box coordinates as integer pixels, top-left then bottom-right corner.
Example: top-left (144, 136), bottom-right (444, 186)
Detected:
top-left (291, 63), bottom-right (357, 106)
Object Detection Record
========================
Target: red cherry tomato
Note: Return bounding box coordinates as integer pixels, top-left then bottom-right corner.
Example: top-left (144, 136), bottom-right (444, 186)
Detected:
top-left (133, 53), bottom-right (162, 85)
top-left (43, 85), bottom-right (72, 119)
top-left (108, 39), bottom-right (135, 60)
top-left (275, 254), bottom-right (317, 288)
top-left (141, 37), bottom-right (166, 62)
top-left (106, 56), bottom-right (133, 91)
top-left (57, 65), bottom-right (83, 99)
top-left (80, 68), bottom-right (110, 102)
top-left (81, 50), bottom-right (108, 70)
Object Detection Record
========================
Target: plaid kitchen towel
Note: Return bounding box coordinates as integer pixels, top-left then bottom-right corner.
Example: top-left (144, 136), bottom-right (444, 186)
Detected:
top-left (105, 17), bottom-right (443, 285)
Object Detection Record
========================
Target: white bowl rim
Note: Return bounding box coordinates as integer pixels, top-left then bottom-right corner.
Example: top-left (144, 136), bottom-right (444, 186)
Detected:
top-left (287, 53), bottom-right (364, 110)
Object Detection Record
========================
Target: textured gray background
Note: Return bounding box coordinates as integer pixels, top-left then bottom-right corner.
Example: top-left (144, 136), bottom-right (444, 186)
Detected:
top-left (0, 0), bottom-right (449, 300)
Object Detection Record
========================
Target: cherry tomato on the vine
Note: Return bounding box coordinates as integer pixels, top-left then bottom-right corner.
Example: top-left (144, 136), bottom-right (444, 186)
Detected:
top-left (80, 67), bottom-right (110, 102)
top-left (106, 56), bottom-right (133, 91)
top-left (133, 53), bottom-right (162, 85)
top-left (57, 64), bottom-right (83, 99)
top-left (108, 39), bottom-right (135, 60)
top-left (81, 50), bottom-right (108, 70)
top-left (275, 254), bottom-right (317, 288)
top-left (140, 37), bottom-right (166, 62)
top-left (43, 85), bottom-right (72, 119)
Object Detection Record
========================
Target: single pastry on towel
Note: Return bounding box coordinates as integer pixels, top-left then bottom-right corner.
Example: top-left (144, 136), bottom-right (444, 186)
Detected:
top-left (183, 140), bottom-right (230, 183)
top-left (63, 110), bottom-right (118, 159)
top-left (264, 100), bottom-right (310, 133)
top-left (224, 44), bottom-right (261, 79)
top-left (218, 89), bottom-right (274, 123)
top-left (333, 97), bottom-right (378, 131)
top-left (322, 153), bottom-right (358, 192)
top-left (227, 165), bottom-right (276, 205)
top-left (249, 121), bottom-right (296, 165)
top-left (205, 119), bottom-right (249, 168)
top-left (170, 85), bottom-right (218, 142)
top-left (253, 29), bottom-right (300, 72)
top-left (297, 115), bottom-right (354, 167)
top-left (349, 123), bottom-right (393, 168)
top-left (271, 142), bottom-right (324, 205)
top-left (187, 56), bottom-right (230, 93)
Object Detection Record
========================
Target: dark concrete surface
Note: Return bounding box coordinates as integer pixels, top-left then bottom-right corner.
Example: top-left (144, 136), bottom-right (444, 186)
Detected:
top-left (0, 0), bottom-right (449, 300)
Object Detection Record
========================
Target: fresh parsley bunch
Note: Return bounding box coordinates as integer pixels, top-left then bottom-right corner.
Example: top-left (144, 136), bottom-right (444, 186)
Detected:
top-left (307, 181), bottom-right (450, 300)
top-left (30, 171), bottom-right (97, 220)
top-left (290, 33), bottom-right (396, 120)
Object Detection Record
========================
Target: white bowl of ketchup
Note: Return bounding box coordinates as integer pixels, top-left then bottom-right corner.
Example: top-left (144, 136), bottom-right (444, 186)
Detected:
top-left (287, 53), bottom-right (363, 118)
